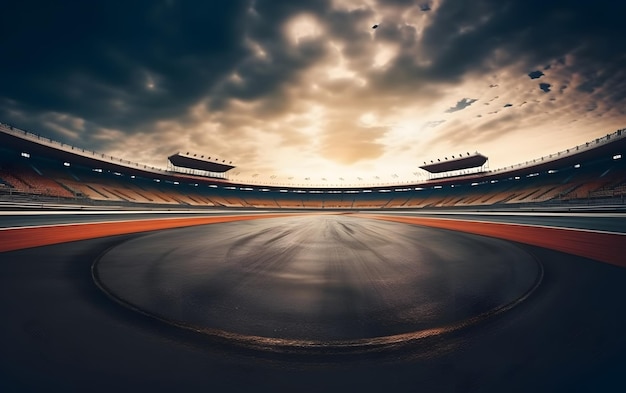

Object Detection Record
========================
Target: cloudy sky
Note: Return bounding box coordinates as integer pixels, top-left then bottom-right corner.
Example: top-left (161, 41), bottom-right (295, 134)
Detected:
top-left (2, 0), bottom-right (625, 186)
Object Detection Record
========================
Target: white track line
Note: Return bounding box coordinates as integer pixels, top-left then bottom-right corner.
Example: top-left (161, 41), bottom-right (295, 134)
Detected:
top-left (371, 214), bottom-right (626, 236)
top-left (0, 209), bottom-right (272, 216)
top-left (0, 214), bottom-right (279, 231)
top-left (367, 211), bottom-right (626, 218)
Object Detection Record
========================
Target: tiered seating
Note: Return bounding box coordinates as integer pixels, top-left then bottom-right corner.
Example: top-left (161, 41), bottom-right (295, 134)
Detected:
top-left (386, 196), bottom-right (411, 208)
top-left (2, 128), bottom-right (625, 209)
top-left (242, 196), bottom-right (279, 208)
top-left (0, 169), bottom-right (31, 192)
top-left (454, 191), bottom-right (492, 206)
top-left (58, 179), bottom-right (113, 200)
top-left (129, 185), bottom-right (179, 204)
top-left (529, 184), bottom-right (574, 202)
top-left (562, 180), bottom-right (611, 200)
top-left (5, 166), bottom-right (74, 198)
top-left (403, 195), bottom-right (431, 208)
top-left (275, 198), bottom-right (303, 208)
top-left (505, 188), bottom-right (544, 204)
top-left (301, 194), bottom-right (323, 208)
top-left (182, 192), bottom-right (215, 206)
top-left (161, 189), bottom-right (201, 205)
top-left (207, 194), bottom-right (247, 207)
top-left (588, 172), bottom-right (626, 198)
top-left (351, 193), bottom-right (389, 208)
top-left (324, 197), bottom-right (354, 208)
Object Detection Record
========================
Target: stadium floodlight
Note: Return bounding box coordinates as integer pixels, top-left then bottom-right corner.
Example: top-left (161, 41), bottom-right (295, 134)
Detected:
top-left (574, 164), bottom-right (581, 168)
top-left (173, 181), bottom-right (179, 185)
top-left (613, 154), bottom-right (622, 160)
top-left (471, 182), bottom-right (479, 186)
top-left (434, 185), bottom-right (442, 189)
top-left (63, 162), bottom-right (70, 167)
top-left (279, 189), bottom-right (288, 193)
top-left (21, 152), bottom-right (30, 158)
top-left (548, 170), bottom-right (557, 174)
top-left (363, 190), bottom-right (372, 193)
top-left (514, 176), bottom-right (520, 179)
top-left (209, 185), bottom-right (218, 188)
top-left (154, 179), bottom-right (160, 182)
top-left (93, 168), bottom-right (102, 173)
top-left (491, 180), bottom-right (498, 183)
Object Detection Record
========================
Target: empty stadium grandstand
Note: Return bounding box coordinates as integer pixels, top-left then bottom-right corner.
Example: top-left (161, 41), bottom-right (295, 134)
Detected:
top-left (2, 120), bottom-right (626, 392)
top-left (1, 122), bottom-right (625, 209)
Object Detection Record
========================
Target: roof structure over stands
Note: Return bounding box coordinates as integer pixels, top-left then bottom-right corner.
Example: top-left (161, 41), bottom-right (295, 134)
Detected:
top-left (168, 152), bottom-right (235, 173)
top-left (420, 153), bottom-right (488, 173)
top-left (1, 121), bottom-right (625, 189)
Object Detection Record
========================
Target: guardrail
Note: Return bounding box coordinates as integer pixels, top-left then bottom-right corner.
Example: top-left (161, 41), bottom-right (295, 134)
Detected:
top-left (492, 128), bottom-right (626, 173)
top-left (0, 122), bottom-right (168, 174)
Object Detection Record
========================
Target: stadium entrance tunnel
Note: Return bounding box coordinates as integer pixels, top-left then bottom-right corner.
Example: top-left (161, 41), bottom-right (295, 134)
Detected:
top-left (93, 214), bottom-right (542, 354)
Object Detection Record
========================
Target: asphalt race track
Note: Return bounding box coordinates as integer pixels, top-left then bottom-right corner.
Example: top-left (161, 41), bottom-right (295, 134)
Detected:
top-left (94, 215), bottom-right (541, 345)
top-left (2, 212), bottom-right (626, 392)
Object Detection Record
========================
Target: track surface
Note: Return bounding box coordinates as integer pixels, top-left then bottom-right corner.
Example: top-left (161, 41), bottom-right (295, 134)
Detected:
top-left (2, 212), bottom-right (626, 392)
top-left (94, 215), bottom-right (540, 344)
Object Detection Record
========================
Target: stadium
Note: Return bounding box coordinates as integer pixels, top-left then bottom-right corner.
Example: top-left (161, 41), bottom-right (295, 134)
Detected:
top-left (1, 121), bottom-right (626, 392)
top-left (3, 0), bottom-right (626, 391)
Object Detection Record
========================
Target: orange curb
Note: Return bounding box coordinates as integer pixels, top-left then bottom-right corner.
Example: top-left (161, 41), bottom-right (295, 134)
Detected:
top-left (0, 214), bottom-right (298, 253)
top-left (360, 215), bottom-right (626, 267)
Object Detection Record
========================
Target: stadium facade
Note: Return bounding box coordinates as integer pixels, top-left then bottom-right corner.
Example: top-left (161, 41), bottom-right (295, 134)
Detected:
top-left (1, 122), bottom-right (625, 209)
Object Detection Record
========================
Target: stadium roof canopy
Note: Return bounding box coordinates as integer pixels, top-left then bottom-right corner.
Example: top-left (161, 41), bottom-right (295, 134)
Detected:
top-left (168, 152), bottom-right (235, 173)
top-left (420, 153), bottom-right (488, 173)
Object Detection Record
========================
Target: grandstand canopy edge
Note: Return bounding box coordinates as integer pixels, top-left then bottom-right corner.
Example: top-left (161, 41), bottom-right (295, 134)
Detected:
top-left (168, 153), bottom-right (235, 173)
top-left (420, 154), bottom-right (488, 173)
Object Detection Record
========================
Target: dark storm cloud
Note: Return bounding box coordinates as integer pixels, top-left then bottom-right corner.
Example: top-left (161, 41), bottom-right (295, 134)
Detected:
top-left (374, 0), bottom-right (422, 8)
top-left (1, 0), bottom-right (626, 171)
top-left (381, 0), bottom-right (626, 90)
top-left (420, 2), bottom-right (433, 12)
top-left (445, 98), bottom-right (478, 113)
top-left (0, 0), bottom-right (331, 141)
top-left (0, 1), bottom-right (252, 134)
